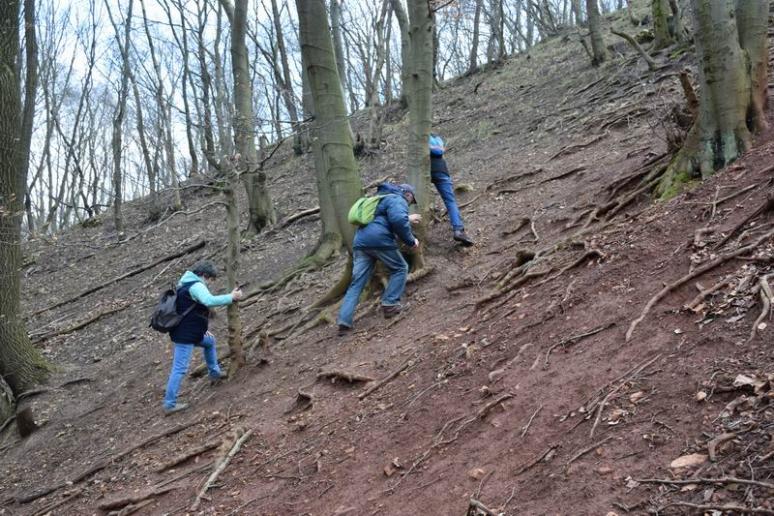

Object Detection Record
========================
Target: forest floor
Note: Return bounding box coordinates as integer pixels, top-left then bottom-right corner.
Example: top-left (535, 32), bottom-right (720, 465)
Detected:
top-left (3, 4), bottom-right (774, 516)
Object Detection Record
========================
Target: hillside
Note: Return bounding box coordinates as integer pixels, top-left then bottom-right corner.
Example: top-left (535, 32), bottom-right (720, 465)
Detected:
top-left (2, 4), bottom-right (774, 515)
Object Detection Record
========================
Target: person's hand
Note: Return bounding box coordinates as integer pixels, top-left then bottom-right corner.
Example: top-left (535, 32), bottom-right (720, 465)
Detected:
top-left (412, 238), bottom-right (420, 248)
top-left (409, 213), bottom-right (422, 225)
top-left (231, 288), bottom-right (244, 301)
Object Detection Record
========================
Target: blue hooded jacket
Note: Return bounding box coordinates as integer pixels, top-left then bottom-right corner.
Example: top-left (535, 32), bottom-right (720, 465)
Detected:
top-left (169, 270), bottom-right (234, 344)
top-left (353, 183), bottom-right (416, 250)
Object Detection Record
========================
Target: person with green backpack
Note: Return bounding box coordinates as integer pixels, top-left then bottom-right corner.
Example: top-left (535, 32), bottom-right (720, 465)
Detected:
top-left (337, 183), bottom-right (420, 335)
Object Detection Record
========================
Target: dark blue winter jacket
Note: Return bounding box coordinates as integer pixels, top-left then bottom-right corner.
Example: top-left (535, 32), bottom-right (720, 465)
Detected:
top-left (353, 183), bottom-right (416, 250)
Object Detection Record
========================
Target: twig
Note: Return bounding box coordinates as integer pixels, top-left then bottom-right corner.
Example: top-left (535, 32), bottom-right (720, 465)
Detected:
top-left (190, 429), bottom-right (253, 511)
top-left (544, 322), bottom-right (615, 367)
top-left (467, 498), bottom-right (498, 516)
top-left (513, 445), bottom-right (557, 476)
top-left (590, 385), bottom-right (623, 438)
top-left (565, 436), bottom-right (613, 470)
top-left (98, 487), bottom-right (175, 510)
top-left (358, 358), bottom-right (414, 400)
top-left (155, 440), bottom-right (221, 472)
top-left (634, 477), bottom-right (774, 490)
top-left (626, 227), bottom-right (774, 341)
top-left (520, 405), bottom-right (543, 438)
top-left (656, 502), bottom-right (774, 515)
top-left (749, 274), bottom-right (774, 342)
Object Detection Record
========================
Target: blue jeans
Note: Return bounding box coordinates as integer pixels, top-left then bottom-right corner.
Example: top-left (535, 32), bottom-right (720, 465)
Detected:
top-left (163, 333), bottom-right (221, 409)
top-left (337, 248), bottom-right (408, 328)
top-left (432, 171), bottom-right (464, 231)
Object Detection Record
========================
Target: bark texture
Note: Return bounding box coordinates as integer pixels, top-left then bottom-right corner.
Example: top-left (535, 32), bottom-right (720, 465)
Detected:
top-left (658, 0), bottom-right (768, 198)
top-left (0, 0), bottom-right (49, 432)
top-left (586, 0), bottom-right (607, 65)
top-left (652, 0), bottom-right (675, 49)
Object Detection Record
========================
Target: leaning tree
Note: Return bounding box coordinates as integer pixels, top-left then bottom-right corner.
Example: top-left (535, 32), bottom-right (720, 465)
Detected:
top-left (658, 0), bottom-right (768, 197)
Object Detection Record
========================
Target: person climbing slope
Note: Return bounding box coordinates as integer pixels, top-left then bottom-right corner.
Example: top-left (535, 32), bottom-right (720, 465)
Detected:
top-left (337, 183), bottom-right (420, 335)
top-left (429, 133), bottom-right (475, 247)
top-left (163, 260), bottom-right (243, 414)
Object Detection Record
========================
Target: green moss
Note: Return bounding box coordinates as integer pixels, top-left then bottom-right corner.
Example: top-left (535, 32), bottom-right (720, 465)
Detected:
top-left (657, 168), bottom-right (697, 201)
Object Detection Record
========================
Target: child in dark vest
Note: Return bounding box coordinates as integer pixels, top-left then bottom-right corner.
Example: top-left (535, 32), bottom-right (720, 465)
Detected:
top-left (429, 134), bottom-right (475, 247)
top-left (163, 261), bottom-right (243, 414)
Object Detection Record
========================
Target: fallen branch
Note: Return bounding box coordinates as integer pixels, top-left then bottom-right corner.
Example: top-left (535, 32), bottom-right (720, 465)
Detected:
top-left (513, 445), bottom-right (557, 476)
top-left (626, 227), bottom-right (774, 341)
top-left (19, 420), bottom-right (198, 504)
top-left (30, 240), bottom-right (206, 318)
top-left (549, 134), bottom-right (605, 160)
top-left (708, 432), bottom-right (737, 462)
top-left (156, 441), bottom-right (221, 472)
top-left (358, 358), bottom-right (415, 400)
top-left (190, 429), bottom-right (253, 512)
top-left (565, 436), bottom-right (613, 470)
top-left (279, 206), bottom-right (320, 228)
top-left (467, 498), bottom-right (499, 516)
top-left (317, 369), bottom-right (375, 384)
top-left (31, 303), bottom-right (130, 344)
top-left (610, 29), bottom-right (656, 70)
top-left (98, 487), bottom-right (175, 511)
top-left (590, 384), bottom-right (623, 438)
top-left (685, 279), bottom-right (729, 311)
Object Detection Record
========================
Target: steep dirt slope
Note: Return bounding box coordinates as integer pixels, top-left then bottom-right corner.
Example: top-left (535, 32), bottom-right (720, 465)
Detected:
top-left (2, 4), bottom-right (774, 516)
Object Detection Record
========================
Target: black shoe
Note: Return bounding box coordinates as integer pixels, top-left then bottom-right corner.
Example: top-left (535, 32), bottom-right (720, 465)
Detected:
top-left (209, 372), bottom-right (228, 385)
top-left (453, 229), bottom-right (475, 247)
top-left (382, 304), bottom-right (403, 319)
top-left (338, 324), bottom-right (352, 336)
top-left (163, 402), bottom-right (189, 416)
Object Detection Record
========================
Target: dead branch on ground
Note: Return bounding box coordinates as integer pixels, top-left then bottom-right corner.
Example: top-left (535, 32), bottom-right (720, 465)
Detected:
top-left (30, 240), bottom-right (206, 318)
top-left (31, 303), bottom-right (131, 344)
top-left (279, 206), bottom-right (320, 228)
top-left (544, 322), bottom-right (615, 368)
top-left (156, 441), bottom-right (221, 472)
top-left (467, 498), bottom-right (499, 516)
top-left (656, 502), bottom-right (774, 515)
top-left (513, 445), bottom-right (557, 476)
top-left (626, 227), bottom-right (774, 341)
top-left (520, 404), bottom-right (543, 438)
top-left (565, 436), bottom-right (613, 470)
top-left (635, 476), bottom-right (774, 490)
top-left (749, 274), bottom-right (774, 342)
top-left (190, 429), bottom-right (253, 511)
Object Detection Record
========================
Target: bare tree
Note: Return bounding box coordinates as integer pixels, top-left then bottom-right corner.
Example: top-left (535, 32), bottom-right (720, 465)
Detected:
top-left (586, 0), bottom-right (607, 65)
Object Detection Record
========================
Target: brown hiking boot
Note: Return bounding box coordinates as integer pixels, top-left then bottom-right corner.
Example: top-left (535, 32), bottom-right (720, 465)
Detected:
top-left (382, 304), bottom-right (403, 319)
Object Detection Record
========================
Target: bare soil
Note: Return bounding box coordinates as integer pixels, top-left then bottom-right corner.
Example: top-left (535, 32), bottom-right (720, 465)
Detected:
top-left (2, 5), bottom-right (774, 516)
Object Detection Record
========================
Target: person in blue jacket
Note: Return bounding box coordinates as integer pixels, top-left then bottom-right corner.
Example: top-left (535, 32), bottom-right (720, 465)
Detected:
top-left (163, 261), bottom-right (243, 414)
top-left (337, 183), bottom-right (420, 334)
top-left (429, 134), bottom-right (475, 246)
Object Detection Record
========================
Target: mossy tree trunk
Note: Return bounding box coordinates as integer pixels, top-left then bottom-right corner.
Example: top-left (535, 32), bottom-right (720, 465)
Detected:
top-left (221, 0), bottom-right (276, 233)
top-left (296, 0), bottom-right (361, 253)
top-left (0, 0), bottom-right (50, 436)
top-left (586, 0), bottom-right (607, 65)
top-left (652, 0), bottom-right (675, 49)
top-left (405, 0), bottom-right (433, 271)
top-left (657, 0), bottom-right (768, 198)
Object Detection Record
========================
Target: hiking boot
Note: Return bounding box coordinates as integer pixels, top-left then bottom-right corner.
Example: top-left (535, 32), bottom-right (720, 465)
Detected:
top-left (163, 402), bottom-right (189, 416)
top-left (209, 372), bottom-right (228, 385)
top-left (338, 324), bottom-right (352, 337)
top-left (453, 229), bottom-right (475, 247)
top-left (382, 304), bottom-right (403, 319)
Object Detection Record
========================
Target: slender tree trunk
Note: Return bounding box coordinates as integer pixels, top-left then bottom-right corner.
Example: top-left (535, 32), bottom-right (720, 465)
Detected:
top-left (296, 0), bottom-right (361, 252)
top-left (391, 0), bottom-right (410, 108)
top-left (658, 0), bottom-right (768, 197)
top-left (270, 0), bottom-right (302, 155)
top-left (106, 0), bottom-right (134, 237)
top-left (586, 0), bottom-right (607, 65)
top-left (468, 0), bottom-right (482, 74)
top-left (21, 0), bottom-right (37, 235)
top-left (652, 0), bottom-right (675, 49)
top-left (0, 0), bottom-right (49, 437)
top-left (223, 162), bottom-right (244, 373)
top-left (221, 0), bottom-right (276, 233)
top-left (405, 0), bottom-right (433, 271)
top-left (367, 0), bottom-right (390, 149)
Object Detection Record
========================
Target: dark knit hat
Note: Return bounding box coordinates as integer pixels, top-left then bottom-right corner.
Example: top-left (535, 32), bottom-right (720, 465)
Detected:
top-left (192, 260), bottom-right (218, 279)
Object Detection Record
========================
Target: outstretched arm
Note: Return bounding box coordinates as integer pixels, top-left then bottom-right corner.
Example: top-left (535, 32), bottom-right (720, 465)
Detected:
top-left (189, 282), bottom-right (233, 307)
top-left (386, 197), bottom-right (417, 247)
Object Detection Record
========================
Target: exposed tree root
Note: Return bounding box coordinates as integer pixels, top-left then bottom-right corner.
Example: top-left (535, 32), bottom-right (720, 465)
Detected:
top-left (685, 279), bottom-right (729, 311)
top-left (543, 322), bottom-right (616, 368)
top-left (311, 255), bottom-right (352, 308)
top-left (513, 445), bottom-right (558, 477)
top-left (278, 206), bottom-right (320, 228)
top-left (611, 29), bottom-right (656, 70)
top-left (549, 134), bottom-right (605, 160)
top-left (31, 303), bottom-right (131, 345)
top-left (155, 441), bottom-right (221, 473)
top-left (626, 227), bottom-right (774, 341)
top-left (655, 502), bottom-right (774, 514)
top-left (565, 436), bottom-right (613, 471)
top-left (539, 166), bottom-right (586, 184)
top-left (467, 498), bottom-right (499, 516)
top-left (98, 487), bottom-right (175, 511)
top-left (501, 217), bottom-right (531, 236)
top-left (714, 197), bottom-right (774, 250)
top-left (486, 169), bottom-right (541, 191)
top-left (748, 274), bottom-right (773, 342)
top-left (358, 358), bottom-right (415, 400)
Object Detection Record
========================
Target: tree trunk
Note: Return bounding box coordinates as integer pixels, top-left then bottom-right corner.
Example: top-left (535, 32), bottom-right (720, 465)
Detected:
top-left (367, 0), bottom-right (390, 149)
top-left (652, 0), bottom-right (674, 49)
top-left (223, 162), bottom-right (244, 374)
top-left (221, 0), bottom-right (276, 233)
top-left (330, 0), bottom-right (349, 103)
top-left (468, 0), bottom-right (483, 74)
top-left (405, 0), bottom-right (433, 271)
top-left (657, 0), bottom-right (768, 197)
top-left (586, 0), bottom-right (607, 65)
top-left (20, 0), bottom-right (38, 235)
top-left (296, 0), bottom-right (361, 253)
top-left (391, 0), bottom-right (410, 108)
top-left (0, 0), bottom-right (50, 436)
top-left (270, 0), bottom-right (302, 155)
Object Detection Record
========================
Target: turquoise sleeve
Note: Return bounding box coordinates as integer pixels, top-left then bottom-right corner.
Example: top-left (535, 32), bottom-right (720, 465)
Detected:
top-left (189, 282), bottom-right (233, 307)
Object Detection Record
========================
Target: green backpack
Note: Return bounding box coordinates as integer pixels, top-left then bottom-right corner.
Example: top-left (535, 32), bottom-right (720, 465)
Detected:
top-left (348, 195), bottom-right (385, 226)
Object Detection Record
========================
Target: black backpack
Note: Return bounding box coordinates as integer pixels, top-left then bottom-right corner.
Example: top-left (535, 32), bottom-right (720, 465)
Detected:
top-left (149, 288), bottom-right (196, 333)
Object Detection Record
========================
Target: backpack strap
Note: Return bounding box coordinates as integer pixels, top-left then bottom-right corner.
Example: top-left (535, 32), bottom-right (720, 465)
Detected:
top-left (178, 281), bottom-right (203, 318)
